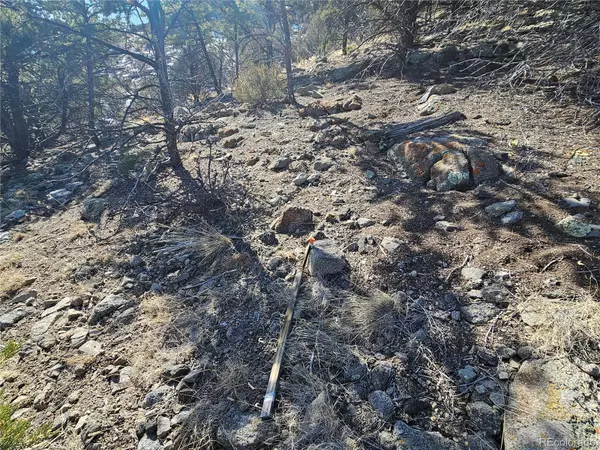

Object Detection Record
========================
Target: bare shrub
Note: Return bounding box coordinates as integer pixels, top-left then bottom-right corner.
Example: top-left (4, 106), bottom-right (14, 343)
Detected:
top-left (234, 64), bottom-right (284, 105)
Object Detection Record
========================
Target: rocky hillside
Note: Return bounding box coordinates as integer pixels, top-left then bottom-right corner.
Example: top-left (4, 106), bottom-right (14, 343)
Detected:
top-left (1, 50), bottom-right (599, 450)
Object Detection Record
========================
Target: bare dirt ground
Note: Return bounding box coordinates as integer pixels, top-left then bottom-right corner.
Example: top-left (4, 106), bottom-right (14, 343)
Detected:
top-left (1, 51), bottom-right (599, 450)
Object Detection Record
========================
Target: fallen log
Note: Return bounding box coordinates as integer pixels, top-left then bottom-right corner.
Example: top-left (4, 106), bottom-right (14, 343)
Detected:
top-left (386, 111), bottom-right (466, 140)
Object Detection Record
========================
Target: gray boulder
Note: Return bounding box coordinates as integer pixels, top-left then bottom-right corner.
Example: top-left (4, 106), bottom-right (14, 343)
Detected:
top-left (88, 294), bottom-right (134, 325)
top-left (309, 240), bottom-right (347, 277)
top-left (81, 198), bottom-right (107, 221)
top-left (467, 401), bottom-right (502, 436)
top-left (392, 420), bottom-right (462, 449)
top-left (216, 408), bottom-right (274, 450)
top-left (504, 358), bottom-right (600, 449)
top-left (0, 307), bottom-right (34, 330)
top-left (368, 390), bottom-right (395, 420)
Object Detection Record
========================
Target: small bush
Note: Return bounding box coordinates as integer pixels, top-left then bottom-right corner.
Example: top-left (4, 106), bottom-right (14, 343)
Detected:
top-left (0, 396), bottom-right (53, 449)
top-left (234, 64), bottom-right (284, 105)
top-left (0, 340), bottom-right (20, 365)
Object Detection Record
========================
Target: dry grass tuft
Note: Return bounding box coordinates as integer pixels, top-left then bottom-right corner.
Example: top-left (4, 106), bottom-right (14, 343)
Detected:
top-left (0, 269), bottom-right (28, 298)
top-left (520, 295), bottom-right (600, 360)
top-left (286, 322), bottom-right (352, 375)
top-left (0, 252), bottom-right (23, 270)
top-left (213, 359), bottom-right (249, 399)
top-left (154, 223), bottom-right (234, 270)
top-left (129, 293), bottom-right (194, 389)
top-left (346, 290), bottom-right (403, 342)
top-left (278, 367), bottom-right (353, 449)
top-left (66, 222), bottom-right (93, 242)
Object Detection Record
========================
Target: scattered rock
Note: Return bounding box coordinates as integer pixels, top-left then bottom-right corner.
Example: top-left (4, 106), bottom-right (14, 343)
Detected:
top-left (392, 420), bottom-right (462, 449)
top-left (563, 195), bottom-right (591, 208)
top-left (342, 94), bottom-right (362, 111)
top-left (489, 392), bottom-right (506, 407)
top-left (88, 294), bottom-right (134, 325)
top-left (258, 230), bottom-right (278, 246)
top-left (309, 240), bottom-right (347, 277)
top-left (357, 218), bottom-right (375, 228)
top-left (70, 327), bottom-right (89, 349)
top-left (458, 365), bottom-right (478, 383)
top-left (461, 303), bottom-right (500, 324)
top-left (42, 296), bottom-right (79, 318)
top-left (496, 346), bottom-right (516, 360)
top-left (516, 346), bottom-right (533, 360)
top-left (79, 340), bottom-right (103, 357)
top-left (466, 401), bottom-right (501, 436)
top-left (388, 134), bottom-right (499, 192)
top-left (161, 364), bottom-right (190, 382)
top-left (481, 284), bottom-right (510, 305)
top-left (30, 312), bottom-right (61, 345)
top-left (222, 136), bottom-right (243, 148)
top-left (5, 210), bottom-right (26, 222)
top-left (501, 210), bottom-right (524, 225)
top-left (137, 435), bottom-right (163, 450)
top-left (556, 215), bottom-right (600, 238)
top-left (269, 157), bottom-right (292, 171)
top-left (313, 158), bottom-right (333, 171)
top-left (380, 237), bottom-right (402, 253)
top-left (435, 221), bottom-right (462, 232)
top-left (143, 386), bottom-right (171, 408)
top-left (427, 151), bottom-right (471, 192)
top-left (368, 390), bottom-right (395, 420)
top-left (216, 408), bottom-right (274, 450)
top-left (462, 267), bottom-right (486, 283)
top-left (0, 307), bottom-right (34, 330)
top-left (485, 200), bottom-right (517, 218)
top-left (47, 189), bottom-right (72, 202)
top-left (293, 173), bottom-right (308, 186)
top-left (419, 84), bottom-right (457, 103)
top-left (157, 416), bottom-right (171, 440)
top-left (271, 207), bottom-right (313, 235)
top-left (81, 198), bottom-right (107, 221)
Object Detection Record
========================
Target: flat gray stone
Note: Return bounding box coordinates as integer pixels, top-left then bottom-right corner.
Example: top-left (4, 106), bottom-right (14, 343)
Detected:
top-left (0, 307), bottom-right (34, 330)
top-left (485, 200), bottom-right (517, 218)
top-left (88, 294), bottom-right (134, 325)
top-left (30, 312), bottom-right (61, 344)
top-left (461, 303), bottom-right (500, 324)
top-left (309, 240), bottom-right (347, 277)
top-left (392, 420), bottom-right (462, 449)
top-left (79, 340), bottom-right (103, 357)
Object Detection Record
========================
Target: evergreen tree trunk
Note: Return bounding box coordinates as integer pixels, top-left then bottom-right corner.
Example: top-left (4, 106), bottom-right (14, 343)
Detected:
top-left (82, 0), bottom-right (101, 148)
top-left (194, 21), bottom-right (222, 95)
top-left (148, 0), bottom-right (182, 168)
top-left (278, 0), bottom-right (295, 104)
top-left (4, 41), bottom-right (30, 163)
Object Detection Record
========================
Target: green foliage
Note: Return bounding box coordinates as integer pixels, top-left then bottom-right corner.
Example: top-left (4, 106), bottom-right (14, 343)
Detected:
top-left (0, 397), bottom-right (53, 450)
top-left (119, 147), bottom-right (154, 175)
top-left (234, 64), bottom-right (284, 105)
top-left (0, 340), bottom-right (20, 365)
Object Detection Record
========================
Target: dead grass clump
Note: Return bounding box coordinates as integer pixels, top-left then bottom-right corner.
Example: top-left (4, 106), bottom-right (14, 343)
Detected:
top-left (66, 222), bottom-right (93, 242)
top-left (130, 294), bottom-right (194, 389)
top-left (213, 359), bottom-right (249, 399)
top-left (0, 252), bottom-right (23, 270)
top-left (154, 223), bottom-right (234, 270)
top-left (139, 293), bottom-right (173, 327)
top-left (278, 367), bottom-right (352, 449)
top-left (520, 295), bottom-right (600, 360)
top-left (0, 269), bottom-right (28, 298)
top-left (346, 290), bottom-right (403, 342)
top-left (286, 322), bottom-right (352, 375)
